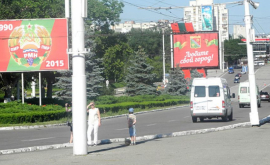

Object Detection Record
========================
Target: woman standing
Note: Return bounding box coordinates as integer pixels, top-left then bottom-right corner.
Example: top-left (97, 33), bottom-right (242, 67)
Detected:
top-left (87, 101), bottom-right (101, 146)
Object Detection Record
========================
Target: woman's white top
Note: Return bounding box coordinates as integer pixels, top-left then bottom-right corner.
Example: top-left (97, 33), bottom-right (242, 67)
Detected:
top-left (88, 108), bottom-right (98, 125)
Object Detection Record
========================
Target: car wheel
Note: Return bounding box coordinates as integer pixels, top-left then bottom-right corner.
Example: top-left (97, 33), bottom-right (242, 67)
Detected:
top-left (239, 104), bottom-right (242, 108)
top-left (192, 117), bottom-right (197, 123)
top-left (258, 103), bottom-right (261, 108)
top-left (228, 110), bottom-right (233, 121)
top-left (222, 112), bottom-right (228, 122)
top-left (200, 117), bottom-right (204, 122)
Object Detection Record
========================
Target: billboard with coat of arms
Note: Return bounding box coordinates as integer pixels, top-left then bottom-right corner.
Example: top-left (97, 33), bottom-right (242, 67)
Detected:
top-left (0, 18), bottom-right (68, 72)
top-left (173, 32), bottom-right (219, 68)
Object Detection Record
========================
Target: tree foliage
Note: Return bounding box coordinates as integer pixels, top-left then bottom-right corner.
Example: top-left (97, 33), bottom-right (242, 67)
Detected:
top-left (103, 42), bottom-right (132, 82)
top-left (125, 47), bottom-right (157, 96)
top-left (165, 65), bottom-right (188, 96)
top-left (224, 38), bottom-right (247, 65)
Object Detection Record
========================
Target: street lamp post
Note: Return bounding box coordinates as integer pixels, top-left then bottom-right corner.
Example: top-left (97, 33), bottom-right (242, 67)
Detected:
top-left (244, 0), bottom-right (260, 126)
top-left (162, 28), bottom-right (166, 85)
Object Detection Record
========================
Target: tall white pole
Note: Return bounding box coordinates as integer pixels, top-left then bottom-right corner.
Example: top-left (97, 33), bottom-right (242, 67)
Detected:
top-left (244, 0), bottom-right (259, 126)
top-left (162, 28), bottom-right (166, 85)
top-left (170, 32), bottom-right (174, 69)
top-left (71, 0), bottom-right (87, 155)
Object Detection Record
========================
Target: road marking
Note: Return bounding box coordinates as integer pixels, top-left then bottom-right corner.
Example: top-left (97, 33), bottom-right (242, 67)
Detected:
top-left (116, 128), bottom-right (128, 131)
top-left (21, 137), bottom-right (55, 142)
top-left (146, 124), bottom-right (156, 126)
top-left (168, 120), bottom-right (176, 122)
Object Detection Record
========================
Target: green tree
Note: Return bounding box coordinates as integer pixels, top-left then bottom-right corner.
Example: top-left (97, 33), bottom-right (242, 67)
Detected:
top-left (127, 28), bottom-right (171, 82)
top-left (224, 38), bottom-right (247, 65)
top-left (87, 0), bottom-right (124, 30)
top-left (165, 65), bottom-right (188, 96)
top-left (125, 47), bottom-right (157, 96)
top-left (103, 43), bottom-right (132, 82)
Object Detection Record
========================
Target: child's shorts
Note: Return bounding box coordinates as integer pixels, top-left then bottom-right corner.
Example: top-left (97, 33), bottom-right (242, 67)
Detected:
top-left (129, 125), bottom-right (136, 136)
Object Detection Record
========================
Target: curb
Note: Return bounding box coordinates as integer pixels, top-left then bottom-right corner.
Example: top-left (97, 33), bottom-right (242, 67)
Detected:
top-left (1, 109), bottom-right (269, 155)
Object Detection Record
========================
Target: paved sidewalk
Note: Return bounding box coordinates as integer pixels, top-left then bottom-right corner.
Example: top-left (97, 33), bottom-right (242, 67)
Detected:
top-left (1, 121), bottom-right (270, 165)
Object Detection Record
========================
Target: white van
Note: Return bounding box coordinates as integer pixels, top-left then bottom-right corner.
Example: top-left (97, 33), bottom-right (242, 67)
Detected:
top-left (238, 82), bottom-right (261, 108)
top-left (190, 77), bottom-right (235, 122)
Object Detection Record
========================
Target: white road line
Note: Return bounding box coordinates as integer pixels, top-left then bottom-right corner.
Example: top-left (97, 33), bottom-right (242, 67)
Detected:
top-left (21, 137), bottom-right (55, 142)
top-left (116, 128), bottom-right (128, 131)
top-left (146, 124), bottom-right (156, 126)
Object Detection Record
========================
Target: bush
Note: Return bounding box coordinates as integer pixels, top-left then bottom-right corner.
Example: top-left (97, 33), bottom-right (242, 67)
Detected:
top-left (0, 101), bottom-right (66, 124)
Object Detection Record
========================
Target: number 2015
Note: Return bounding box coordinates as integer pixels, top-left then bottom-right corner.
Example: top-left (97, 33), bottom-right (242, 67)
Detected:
top-left (46, 60), bottom-right (64, 67)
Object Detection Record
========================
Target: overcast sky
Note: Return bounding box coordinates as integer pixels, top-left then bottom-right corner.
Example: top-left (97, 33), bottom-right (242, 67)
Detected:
top-left (119, 0), bottom-right (269, 35)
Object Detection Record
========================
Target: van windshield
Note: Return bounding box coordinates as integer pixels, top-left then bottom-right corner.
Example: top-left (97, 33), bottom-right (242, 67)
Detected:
top-left (194, 86), bottom-right (205, 97)
top-left (209, 86), bottom-right (220, 97)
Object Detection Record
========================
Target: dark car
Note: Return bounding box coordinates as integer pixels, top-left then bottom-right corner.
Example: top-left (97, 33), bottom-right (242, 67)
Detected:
top-left (234, 77), bottom-right (240, 83)
top-left (260, 91), bottom-right (270, 102)
top-left (236, 73), bottom-right (242, 77)
top-left (235, 74), bottom-right (240, 79)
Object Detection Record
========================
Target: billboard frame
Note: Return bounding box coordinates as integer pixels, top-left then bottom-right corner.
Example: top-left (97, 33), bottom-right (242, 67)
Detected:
top-left (0, 18), bottom-right (69, 73)
top-left (172, 31), bottom-right (220, 69)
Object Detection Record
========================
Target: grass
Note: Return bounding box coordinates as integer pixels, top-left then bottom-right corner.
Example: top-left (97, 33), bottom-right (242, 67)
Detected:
top-left (0, 104), bottom-right (188, 127)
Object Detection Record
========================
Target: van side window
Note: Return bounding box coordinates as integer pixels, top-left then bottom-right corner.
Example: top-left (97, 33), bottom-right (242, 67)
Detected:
top-left (209, 86), bottom-right (220, 97)
top-left (194, 86), bottom-right (205, 97)
top-left (240, 87), bottom-right (247, 93)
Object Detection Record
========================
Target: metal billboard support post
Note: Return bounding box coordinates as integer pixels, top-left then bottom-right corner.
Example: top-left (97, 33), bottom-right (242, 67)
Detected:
top-left (244, 0), bottom-right (260, 126)
top-left (21, 73), bottom-right (24, 104)
top-left (71, 0), bottom-right (87, 155)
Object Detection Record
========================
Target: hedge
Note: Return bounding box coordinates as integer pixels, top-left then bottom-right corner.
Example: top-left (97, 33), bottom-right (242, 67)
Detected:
top-left (96, 98), bottom-right (189, 113)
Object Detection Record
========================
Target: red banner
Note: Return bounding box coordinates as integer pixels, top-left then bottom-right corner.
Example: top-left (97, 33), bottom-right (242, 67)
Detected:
top-left (173, 33), bottom-right (219, 68)
top-left (0, 18), bottom-right (68, 72)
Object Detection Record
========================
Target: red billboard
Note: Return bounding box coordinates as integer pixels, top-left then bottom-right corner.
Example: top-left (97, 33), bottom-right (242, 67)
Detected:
top-left (173, 33), bottom-right (219, 68)
top-left (0, 18), bottom-right (68, 72)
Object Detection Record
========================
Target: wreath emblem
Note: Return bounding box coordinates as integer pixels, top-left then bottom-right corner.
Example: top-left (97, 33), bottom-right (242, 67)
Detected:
top-left (8, 23), bottom-right (52, 67)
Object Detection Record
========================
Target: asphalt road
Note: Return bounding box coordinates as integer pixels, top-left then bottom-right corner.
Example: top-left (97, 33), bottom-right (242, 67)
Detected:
top-left (1, 65), bottom-right (270, 151)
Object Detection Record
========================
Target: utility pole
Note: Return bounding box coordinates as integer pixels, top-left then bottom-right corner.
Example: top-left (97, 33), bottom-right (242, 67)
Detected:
top-left (244, 0), bottom-right (260, 126)
top-left (69, 0), bottom-right (88, 155)
top-left (162, 28), bottom-right (166, 85)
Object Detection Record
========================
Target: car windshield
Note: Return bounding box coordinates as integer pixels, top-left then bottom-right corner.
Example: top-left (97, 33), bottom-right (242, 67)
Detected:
top-left (260, 92), bottom-right (268, 95)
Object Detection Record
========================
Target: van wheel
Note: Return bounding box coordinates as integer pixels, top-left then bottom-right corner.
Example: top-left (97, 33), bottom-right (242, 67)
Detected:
top-left (222, 113), bottom-right (228, 122)
top-left (200, 117), bottom-right (204, 122)
top-left (192, 117), bottom-right (197, 123)
top-left (228, 111), bottom-right (233, 121)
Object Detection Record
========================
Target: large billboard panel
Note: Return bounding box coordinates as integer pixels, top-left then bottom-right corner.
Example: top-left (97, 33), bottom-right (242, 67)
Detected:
top-left (173, 33), bottom-right (219, 68)
top-left (201, 5), bottom-right (213, 31)
top-left (0, 18), bottom-right (68, 72)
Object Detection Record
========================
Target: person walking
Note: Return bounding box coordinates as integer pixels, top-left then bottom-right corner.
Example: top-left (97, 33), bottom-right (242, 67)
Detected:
top-left (87, 101), bottom-right (101, 146)
top-left (65, 103), bottom-right (73, 143)
top-left (128, 108), bottom-right (136, 145)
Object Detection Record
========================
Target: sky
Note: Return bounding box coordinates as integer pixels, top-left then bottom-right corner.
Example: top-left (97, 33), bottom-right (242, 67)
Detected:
top-left (119, 0), bottom-right (270, 35)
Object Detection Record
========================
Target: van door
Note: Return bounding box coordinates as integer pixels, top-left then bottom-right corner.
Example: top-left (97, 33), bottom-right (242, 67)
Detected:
top-left (207, 85), bottom-right (222, 112)
top-left (193, 86), bottom-right (208, 113)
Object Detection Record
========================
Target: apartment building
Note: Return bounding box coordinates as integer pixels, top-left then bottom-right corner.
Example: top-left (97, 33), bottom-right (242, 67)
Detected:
top-left (183, 0), bottom-right (229, 41)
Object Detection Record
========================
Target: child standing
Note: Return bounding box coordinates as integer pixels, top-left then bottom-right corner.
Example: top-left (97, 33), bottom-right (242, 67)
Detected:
top-left (128, 108), bottom-right (136, 145)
